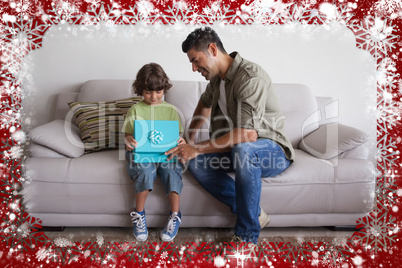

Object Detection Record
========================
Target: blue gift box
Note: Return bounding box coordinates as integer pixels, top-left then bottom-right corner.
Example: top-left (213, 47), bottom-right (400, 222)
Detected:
top-left (133, 120), bottom-right (179, 163)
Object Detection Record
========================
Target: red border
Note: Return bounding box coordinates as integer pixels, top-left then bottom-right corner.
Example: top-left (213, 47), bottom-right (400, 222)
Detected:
top-left (1, 0), bottom-right (401, 267)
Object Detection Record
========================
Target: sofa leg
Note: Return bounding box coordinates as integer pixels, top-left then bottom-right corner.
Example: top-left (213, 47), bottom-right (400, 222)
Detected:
top-left (41, 226), bottom-right (65, 232)
top-left (325, 226), bottom-right (363, 231)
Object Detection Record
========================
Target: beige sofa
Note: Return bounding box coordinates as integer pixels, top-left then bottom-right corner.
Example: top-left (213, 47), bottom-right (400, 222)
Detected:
top-left (23, 79), bottom-right (375, 229)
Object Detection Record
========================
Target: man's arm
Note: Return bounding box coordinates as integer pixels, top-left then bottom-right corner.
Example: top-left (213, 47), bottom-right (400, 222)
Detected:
top-left (197, 127), bottom-right (257, 153)
top-left (166, 127), bottom-right (257, 162)
top-left (186, 99), bottom-right (212, 143)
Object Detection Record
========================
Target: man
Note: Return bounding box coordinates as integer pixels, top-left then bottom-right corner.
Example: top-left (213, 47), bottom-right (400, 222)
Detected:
top-left (166, 27), bottom-right (295, 244)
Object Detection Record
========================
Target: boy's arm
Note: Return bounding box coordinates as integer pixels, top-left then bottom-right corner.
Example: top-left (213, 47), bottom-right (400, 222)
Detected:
top-left (124, 133), bottom-right (137, 151)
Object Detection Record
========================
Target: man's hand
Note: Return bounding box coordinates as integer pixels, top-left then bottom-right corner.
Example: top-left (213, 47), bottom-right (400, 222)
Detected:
top-left (177, 137), bottom-right (187, 146)
top-left (124, 135), bottom-right (138, 151)
top-left (165, 144), bottom-right (200, 163)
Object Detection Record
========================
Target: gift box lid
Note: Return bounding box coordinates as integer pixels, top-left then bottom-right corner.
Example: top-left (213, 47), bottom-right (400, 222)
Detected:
top-left (134, 120), bottom-right (179, 154)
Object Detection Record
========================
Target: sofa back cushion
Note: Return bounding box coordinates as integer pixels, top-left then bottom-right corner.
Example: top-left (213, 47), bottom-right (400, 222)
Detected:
top-left (164, 81), bottom-right (209, 143)
top-left (77, 80), bottom-right (135, 102)
top-left (273, 84), bottom-right (319, 148)
top-left (166, 82), bottom-right (319, 148)
top-left (58, 80), bottom-right (320, 150)
top-left (56, 80), bottom-right (135, 121)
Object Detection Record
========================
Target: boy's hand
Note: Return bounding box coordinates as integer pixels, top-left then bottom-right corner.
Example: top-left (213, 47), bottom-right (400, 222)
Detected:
top-left (177, 137), bottom-right (186, 146)
top-left (124, 135), bottom-right (138, 151)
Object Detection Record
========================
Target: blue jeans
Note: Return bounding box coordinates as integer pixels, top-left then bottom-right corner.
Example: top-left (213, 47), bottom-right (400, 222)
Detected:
top-left (187, 139), bottom-right (291, 244)
top-left (126, 151), bottom-right (183, 195)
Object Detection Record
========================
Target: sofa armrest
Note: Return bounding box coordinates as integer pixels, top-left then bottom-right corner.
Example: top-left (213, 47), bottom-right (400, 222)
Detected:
top-left (28, 120), bottom-right (85, 158)
top-left (29, 143), bottom-right (67, 158)
top-left (298, 123), bottom-right (369, 160)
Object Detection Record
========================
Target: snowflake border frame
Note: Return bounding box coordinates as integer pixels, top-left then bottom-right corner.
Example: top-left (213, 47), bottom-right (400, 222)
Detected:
top-left (0, 0), bottom-right (401, 267)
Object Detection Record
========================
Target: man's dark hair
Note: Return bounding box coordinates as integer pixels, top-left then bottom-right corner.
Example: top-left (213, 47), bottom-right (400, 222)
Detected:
top-left (182, 27), bottom-right (227, 54)
top-left (133, 63), bottom-right (172, 96)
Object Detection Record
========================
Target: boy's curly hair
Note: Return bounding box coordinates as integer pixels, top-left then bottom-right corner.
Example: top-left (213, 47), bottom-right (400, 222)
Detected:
top-left (133, 63), bottom-right (172, 96)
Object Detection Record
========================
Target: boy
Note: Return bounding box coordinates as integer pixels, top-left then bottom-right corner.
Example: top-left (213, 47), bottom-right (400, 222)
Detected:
top-left (122, 63), bottom-right (185, 242)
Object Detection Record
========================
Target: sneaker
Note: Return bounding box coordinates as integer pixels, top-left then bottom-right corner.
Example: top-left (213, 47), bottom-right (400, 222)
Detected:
top-left (231, 235), bottom-right (243, 243)
top-left (130, 210), bottom-right (148, 241)
top-left (231, 235), bottom-right (258, 248)
top-left (161, 211), bottom-right (181, 242)
top-left (259, 207), bottom-right (271, 228)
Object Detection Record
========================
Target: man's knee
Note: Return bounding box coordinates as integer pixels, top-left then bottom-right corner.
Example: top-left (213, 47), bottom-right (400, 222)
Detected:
top-left (232, 142), bottom-right (253, 158)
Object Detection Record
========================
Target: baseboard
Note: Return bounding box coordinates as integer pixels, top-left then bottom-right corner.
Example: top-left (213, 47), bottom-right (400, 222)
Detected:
top-left (41, 226), bottom-right (65, 232)
top-left (325, 226), bottom-right (363, 231)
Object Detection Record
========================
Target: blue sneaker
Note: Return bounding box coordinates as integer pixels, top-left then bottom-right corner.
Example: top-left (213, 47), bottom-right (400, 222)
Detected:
top-left (161, 211), bottom-right (181, 242)
top-left (130, 210), bottom-right (148, 241)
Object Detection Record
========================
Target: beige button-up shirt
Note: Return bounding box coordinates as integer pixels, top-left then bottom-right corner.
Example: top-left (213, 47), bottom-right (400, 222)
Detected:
top-left (200, 52), bottom-right (295, 161)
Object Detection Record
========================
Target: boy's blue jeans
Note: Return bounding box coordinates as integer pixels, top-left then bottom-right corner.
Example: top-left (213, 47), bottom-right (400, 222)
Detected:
top-left (187, 139), bottom-right (291, 244)
top-left (126, 151), bottom-right (183, 195)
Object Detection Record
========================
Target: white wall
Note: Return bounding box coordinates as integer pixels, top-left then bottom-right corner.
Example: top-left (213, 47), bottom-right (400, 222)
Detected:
top-left (22, 23), bottom-right (376, 156)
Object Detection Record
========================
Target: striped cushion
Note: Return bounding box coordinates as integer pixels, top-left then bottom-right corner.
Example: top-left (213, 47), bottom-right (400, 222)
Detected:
top-left (69, 97), bottom-right (142, 153)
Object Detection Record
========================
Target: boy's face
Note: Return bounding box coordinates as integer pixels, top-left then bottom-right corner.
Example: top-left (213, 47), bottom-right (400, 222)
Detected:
top-left (142, 90), bottom-right (164, 105)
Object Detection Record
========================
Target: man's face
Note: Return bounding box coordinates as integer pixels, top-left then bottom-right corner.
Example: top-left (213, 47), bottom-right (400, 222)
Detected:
top-left (186, 47), bottom-right (218, 80)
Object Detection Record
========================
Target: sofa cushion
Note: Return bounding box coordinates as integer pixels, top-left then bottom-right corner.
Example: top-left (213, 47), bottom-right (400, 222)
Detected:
top-left (29, 120), bottom-right (84, 158)
top-left (68, 97), bottom-right (142, 153)
top-left (298, 123), bottom-right (369, 159)
top-left (337, 145), bottom-right (369, 159)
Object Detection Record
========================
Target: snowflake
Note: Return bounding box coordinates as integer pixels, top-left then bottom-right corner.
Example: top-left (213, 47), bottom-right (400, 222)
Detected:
top-left (377, 132), bottom-right (399, 173)
top-left (197, 3), bottom-right (237, 25)
top-left (377, 57), bottom-right (400, 90)
top-left (0, 138), bottom-right (24, 200)
top-left (276, 3), bottom-right (318, 24)
top-left (85, 3), bottom-right (122, 24)
top-left (3, 146), bottom-right (23, 160)
top-left (375, 175), bottom-right (398, 210)
top-left (96, 231), bottom-right (104, 247)
top-left (0, 212), bottom-right (48, 252)
top-left (44, 1), bottom-right (82, 24)
top-left (224, 242), bottom-right (263, 266)
top-left (174, 243), bottom-right (200, 263)
top-left (0, 95), bottom-right (21, 130)
top-left (278, 242), bottom-right (318, 264)
top-left (377, 98), bottom-right (400, 131)
top-left (161, 3), bottom-right (197, 24)
top-left (317, 243), bottom-right (354, 268)
top-left (2, 14), bottom-right (50, 53)
top-left (0, 0), bottom-right (400, 267)
top-left (375, 0), bottom-right (402, 20)
top-left (36, 247), bottom-right (51, 262)
top-left (243, 0), bottom-right (294, 24)
top-left (54, 237), bottom-right (72, 248)
top-left (350, 15), bottom-right (398, 61)
top-left (317, 3), bottom-right (355, 25)
top-left (214, 255), bottom-right (226, 267)
top-left (354, 208), bottom-right (398, 253)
